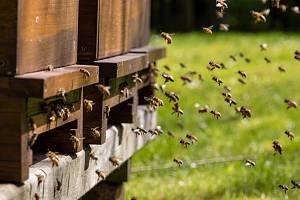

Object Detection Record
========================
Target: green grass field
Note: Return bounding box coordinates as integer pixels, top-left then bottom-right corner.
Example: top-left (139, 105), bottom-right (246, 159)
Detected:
top-left (125, 32), bottom-right (300, 200)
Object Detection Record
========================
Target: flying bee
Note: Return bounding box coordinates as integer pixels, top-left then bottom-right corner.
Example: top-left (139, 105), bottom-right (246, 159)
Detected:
top-left (154, 126), bottom-right (164, 135)
top-left (295, 51), bottom-right (300, 61)
top-left (260, 43), bottom-right (268, 51)
top-left (36, 174), bottom-right (45, 186)
top-left (279, 4), bottom-right (287, 13)
top-left (179, 63), bottom-right (186, 68)
top-left (208, 61), bottom-right (222, 70)
top-left (291, 180), bottom-right (300, 189)
top-left (173, 158), bottom-right (184, 167)
top-left (167, 131), bottom-right (176, 138)
top-left (69, 134), bottom-right (84, 151)
top-left (210, 110), bottom-right (221, 119)
top-left (216, 10), bottom-right (224, 18)
top-left (162, 72), bottom-right (174, 83)
top-left (186, 133), bottom-right (198, 143)
top-left (180, 139), bottom-right (191, 148)
top-left (132, 73), bottom-right (143, 84)
top-left (278, 66), bottom-right (286, 72)
top-left (264, 57), bottom-right (271, 64)
top-left (220, 63), bottom-right (227, 69)
top-left (261, 8), bottom-right (270, 16)
top-left (148, 129), bottom-right (159, 136)
top-left (279, 184), bottom-right (289, 194)
top-left (271, 0), bottom-right (280, 8)
top-left (219, 23), bottom-right (230, 32)
top-left (225, 97), bottom-right (237, 107)
top-left (46, 151), bottom-right (59, 167)
top-left (164, 65), bottom-right (171, 71)
top-left (109, 156), bottom-right (121, 167)
top-left (164, 91), bottom-right (180, 103)
top-left (212, 76), bottom-right (223, 86)
top-left (222, 92), bottom-right (232, 98)
top-left (237, 70), bottom-right (247, 78)
top-left (202, 25), bottom-right (214, 35)
top-left (198, 74), bottom-right (205, 82)
top-left (291, 6), bottom-right (300, 14)
top-left (244, 159), bottom-right (256, 167)
top-left (224, 85), bottom-right (232, 92)
top-left (216, 0), bottom-right (228, 13)
top-left (96, 84), bottom-right (111, 97)
top-left (95, 170), bottom-right (106, 180)
top-left (229, 55), bottom-right (237, 62)
top-left (239, 52), bottom-right (245, 58)
top-left (84, 99), bottom-right (95, 112)
top-left (187, 71), bottom-right (197, 76)
top-left (284, 130), bottom-right (295, 141)
top-left (144, 96), bottom-right (164, 110)
top-left (284, 99), bottom-right (297, 109)
top-left (90, 127), bottom-right (101, 138)
top-left (180, 75), bottom-right (192, 85)
top-left (238, 78), bottom-right (246, 85)
top-left (272, 140), bottom-right (282, 155)
top-left (245, 57), bottom-right (251, 63)
top-left (89, 152), bottom-right (98, 161)
top-left (132, 127), bottom-right (148, 136)
top-left (160, 32), bottom-right (174, 44)
top-left (250, 10), bottom-right (267, 23)
top-left (172, 103), bottom-right (184, 117)
top-left (79, 68), bottom-right (91, 80)
top-left (239, 106), bottom-right (252, 118)
top-left (198, 105), bottom-right (209, 113)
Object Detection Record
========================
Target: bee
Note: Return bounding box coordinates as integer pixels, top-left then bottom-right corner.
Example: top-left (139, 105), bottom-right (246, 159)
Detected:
top-left (198, 74), bottom-right (205, 82)
top-left (57, 88), bottom-right (67, 102)
top-left (104, 106), bottom-right (110, 118)
top-left (295, 51), bottom-right (300, 61)
top-left (62, 106), bottom-right (71, 121)
top-left (238, 78), bottom-right (246, 85)
top-left (180, 139), bottom-right (191, 148)
top-left (237, 70), bottom-right (247, 78)
top-left (79, 68), bottom-right (91, 80)
top-left (279, 4), bottom-right (287, 13)
top-left (272, 140), bottom-right (282, 155)
top-left (47, 151), bottom-right (59, 167)
top-left (198, 105), bottom-right (209, 113)
top-left (95, 170), bottom-right (106, 180)
top-left (164, 91), bottom-right (179, 103)
top-left (179, 63), bottom-right (186, 68)
top-left (264, 57), bottom-right (271, 64)
top-left (216, 0), bottom-right (228, 13)
top-left (172, 103), bottom-right (184, 117)
top-left (186, 133), bottom-right (198, 143)
top-left (120, 87), bottom-right (130, 98)
top-left (284, 99), bottom-right (297, 109)
top-left (212, 76), bottom-right (223, 86)
top-left (222, 92), bottom-right (232, 98)
top-left (164, 65), bottom-right (171, 71)
top-left (279, 184), bottom-right (289, 194)
top-left (187, 71), bottom-right (197, 76)
top-left (225, 97), bottom-right (237, 107)
top-left (180, 75), bottom-right (192, 85)
top-left (160, 32), bottom-right (174, 44)
top-left (208, 61), bottom-right (222, 71)
top-left (159, 84), bottom-right (166, 93)
top-left (56, 179), bottom-right (62, 191)
top-left (271, 0), bottom-right (280, 8)
top-left (224, 85), bottom-right (232, 92)
top-left (291, 180), bottom-right (300, 189)
top-left (291, 6), bottom-right (300, 15)
top-left (220, 63), bottom-right (227, 70)
top-left (244, 159), bottom-right (256, 167)
top-left (162, 72), bottom-right (174, 83)
top-left (167, 131), bottom-right (176, 138)
top-left (144, 96), bottom-right (164, 110)
top-left (36, 174), bottom-right (44, 186)
top-left (261, 8), bottom-right (270, 16)
top-left (132, 73), bottom-right (143, 84)
top-left (90, 127), bottom-right (101, 138)
top-left (260, 43), bottom-right (268, 51)
top-left (173, 158), bottom-right (184, 167)
top-left (109, 156), bottom-right (121, 167)
top-left (210, 110), bottom-right (221, 119)
top-left (96, 84), bottom-right (111, 97)
top-left (284, 130), bottom-right (295, 141)
top-left (250, 10), bottom-right (267, 23)
top-left (278, 66), bottom-right (286, 72)
top-left (216, 10), bottom-right (224, 19)
top-left (89, 152), bottom-right (98, 161)
top-left (229, 55), bottom-right (237, 62)
top-left (239, 106), bottom-right (252, 118)
top-left (34, 193), bottom-right (40, 200)
top-left (84, 99), bottom-right (95, 112)
top-left (47, 65), bottom-right (54, 71)
top-left (202, 25), bottom-right (214, 35)
top-left (69, 134), bottom-right (84, 151)
top-left (219, 23), bottom-right (230, 32)
top-left (239, 52), bottom-right (245, 58)
top-left (148, 129), bottom-right (159, 136)
top-left (132, 127), bottom-right (148, 136)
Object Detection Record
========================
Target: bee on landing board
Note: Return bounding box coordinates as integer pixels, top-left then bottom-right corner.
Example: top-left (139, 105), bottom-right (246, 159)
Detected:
top-left (109, 156), bottom-right (121, 167)
top-left (79, 68), bottom-right (91, 80)
top-left (46, 151), bottom-right (59, 167)
top-left (95, 170), bottom-right (106, 180)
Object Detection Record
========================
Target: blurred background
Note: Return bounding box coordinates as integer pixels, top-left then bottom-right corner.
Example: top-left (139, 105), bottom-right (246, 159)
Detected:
top-left (151, 0), bottom-right (300, 32)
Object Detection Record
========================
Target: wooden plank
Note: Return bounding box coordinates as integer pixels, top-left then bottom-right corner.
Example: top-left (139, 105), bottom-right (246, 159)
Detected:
top-left (0, 106), bottom-right (156, 199)
top-left (94, 53), bottom-right (148, 79)
top-left (0, 65), bottom-right (99, 98)
top-left (80, 182), bottom-right (125, 200)
top-left (0, 0), bottom-right (79, 75)
top-left (130, 46), bottom-right (167, 62)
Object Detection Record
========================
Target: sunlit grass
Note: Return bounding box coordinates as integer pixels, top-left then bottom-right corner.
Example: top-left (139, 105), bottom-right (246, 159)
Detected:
top-left (125, 32), bottom-right (300, 200)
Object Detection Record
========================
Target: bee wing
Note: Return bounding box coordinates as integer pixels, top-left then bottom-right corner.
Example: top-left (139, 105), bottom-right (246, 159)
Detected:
top-left (208, 25), bottom-right (214, 30)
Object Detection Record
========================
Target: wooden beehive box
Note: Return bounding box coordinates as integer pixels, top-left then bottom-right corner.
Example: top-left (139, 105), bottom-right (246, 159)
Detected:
top-left (78, 0), bottom-right (150, 61)
top-left (0, 0), bottom-right (79, 75)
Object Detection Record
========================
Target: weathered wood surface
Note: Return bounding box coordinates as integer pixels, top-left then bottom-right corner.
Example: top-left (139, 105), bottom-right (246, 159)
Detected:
top-left (130, 46), bottom-right (167, 62)
top-left (0, 106), bottom-right (156, 200)
top-left (0, 65), bottom-right (99, 98)
top-left (0, 0), bottom-right (78, 75)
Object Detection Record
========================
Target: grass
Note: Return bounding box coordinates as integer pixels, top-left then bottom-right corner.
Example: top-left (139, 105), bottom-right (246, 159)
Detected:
top-left (125, 32), bottom-right (300, 200)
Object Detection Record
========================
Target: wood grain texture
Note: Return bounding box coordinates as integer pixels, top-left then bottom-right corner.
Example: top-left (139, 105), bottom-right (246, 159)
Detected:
top-left (0, 106), bottom-right (156, 200)
top-left (0, 0), bottom-right (79, 75)
top-left (0, 65), bottom-right (99, 98)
